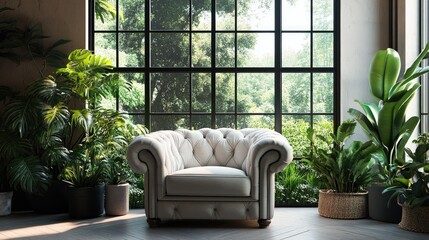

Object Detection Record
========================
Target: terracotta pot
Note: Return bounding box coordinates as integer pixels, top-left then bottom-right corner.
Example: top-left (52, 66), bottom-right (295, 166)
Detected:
top-left (0, 191), bottom-right (13, 216)
top-left (318, 189), bottom-right (368, 219)
top-left (399, 204), bottom-right (429, 233)
top-left (105, 183), bottom-right (130, 216)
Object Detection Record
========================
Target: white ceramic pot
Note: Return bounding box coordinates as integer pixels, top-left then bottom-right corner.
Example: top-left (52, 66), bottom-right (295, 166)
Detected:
top-left (105, 183), bottom-right (130, 216)
top-left (0, 191), bottom-right (13, 216)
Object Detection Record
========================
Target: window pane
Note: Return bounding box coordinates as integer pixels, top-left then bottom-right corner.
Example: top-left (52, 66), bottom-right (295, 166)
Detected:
top-left (95, 33), bottom-right (117, 67)
top-left (313, 115), bottom-right (334, 146)
top-left (151, 0), bottom-right (189, 30)
top-left (282, 33), bottom-right (310, 67)
top-left (282, 73), bottom-right (310, 113)
top-left (192, 73), bottom-right (211, 112)
top-left (129, 114), bottom-right (145, 126)
top-left (192, 33), bottom-right (211, 67)
top-left (216, 115), bottom-right (235, 128)
top-left (282, 115), bottom-right (310, 157)
top-left (216, 73), bottom-right (235, 113)
top-left (151, 115), bottom-right (189, 131)
top-left (237, 0), bottom-right (274, 30)
top-left (237, 115), bottom-right (274, 129)
top-left (237, 73), bottom-right (274, 113)
top-left (313, 0), bottom-right (333, 30)
top-left (191, 115), bottom-right (211, 129)
top-left (119, 33), bottom-right (144, 67)
top-left (119, 0), bottom-right (145, 30)
top-left (192, 0), bottom-right (211, 30)
top-left (282, 0), bottom-right (311, 30)
top-left (119, 73), bottom-right (145, 113)
top-left (238, 33), bottom-right (274, 67)
top-left (151, 72), bottom-right (190, 113)
top-left (216, 33), bottom-right (235, 67)
top-left (313, 33), bottom-right (333, 67)
top-left (216, 0), bottom-right (235, 30)
top-left (313, 73), bottom-right (333, 113)
top-left (95, 0), bottom-right (117, 30)
top-left (150, 33), bottom-right (190, 67)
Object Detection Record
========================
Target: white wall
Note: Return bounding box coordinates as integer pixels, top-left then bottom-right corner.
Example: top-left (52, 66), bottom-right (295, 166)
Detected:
top-left (341, 0), bottom-right (390, 140)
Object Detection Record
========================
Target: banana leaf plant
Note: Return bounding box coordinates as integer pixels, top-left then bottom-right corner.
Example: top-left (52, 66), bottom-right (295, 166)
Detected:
top-left (384, 133), bottom-right (429, 208)
top-left (303, 120), bottom-right (379, 193)
top-left (348, 43), bottom-right (429, 185)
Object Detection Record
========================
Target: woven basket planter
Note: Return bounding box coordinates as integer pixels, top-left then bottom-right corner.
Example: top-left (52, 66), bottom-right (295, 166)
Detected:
top-left (399, 205), bottom-right (429, 233)
top-left (318, 190), bottom-right (368, 219)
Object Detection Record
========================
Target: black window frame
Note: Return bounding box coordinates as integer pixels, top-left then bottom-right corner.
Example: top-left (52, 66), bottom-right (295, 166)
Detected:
top-left (88, 0), bottom-right (341, 143)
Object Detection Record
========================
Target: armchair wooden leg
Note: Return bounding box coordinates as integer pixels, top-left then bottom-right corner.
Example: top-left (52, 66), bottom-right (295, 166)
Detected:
top-left (258, 219), bottom-right (271, 228)
top-left (147, 218), bottom-right (161, 228)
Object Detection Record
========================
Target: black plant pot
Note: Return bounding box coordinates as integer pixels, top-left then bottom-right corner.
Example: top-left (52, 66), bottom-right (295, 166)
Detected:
top-left (28, 180), bottom-right (69, 214)
top-left (68, 184), bottom-right (105, 219)
top-left (368, 185), bottom-right (402, 223)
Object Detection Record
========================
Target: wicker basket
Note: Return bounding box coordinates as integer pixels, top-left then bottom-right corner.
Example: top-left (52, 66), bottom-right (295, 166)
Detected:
top-left (399, 205), bottom-right (429, 233)
top-left (318, 190), bottom-right (368, 219)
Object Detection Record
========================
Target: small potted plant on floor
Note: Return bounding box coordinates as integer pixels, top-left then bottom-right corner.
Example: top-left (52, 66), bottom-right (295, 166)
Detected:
top-left (384, 133), bottom-right (429, 233)
top-left (105, 156), bottom-right (132, 216)
top-left (304, 120), bottom-right (379, 219)
top-left (349, 43), bottom-right (429, 222)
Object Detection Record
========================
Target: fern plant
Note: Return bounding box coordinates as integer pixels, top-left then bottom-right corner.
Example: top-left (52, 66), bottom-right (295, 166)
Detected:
top-left (303, 120), bottom-right (379, 193)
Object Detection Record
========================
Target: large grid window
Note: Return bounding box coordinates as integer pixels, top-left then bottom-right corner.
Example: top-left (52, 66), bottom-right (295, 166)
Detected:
top-left (89, 0), bottom-right (340, 158)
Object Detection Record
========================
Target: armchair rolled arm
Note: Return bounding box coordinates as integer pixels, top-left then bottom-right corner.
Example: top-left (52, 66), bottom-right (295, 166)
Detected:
top-left (244, 130), bottom-right (293, 177)
top-left (126, 131), bottom-right (185, 177)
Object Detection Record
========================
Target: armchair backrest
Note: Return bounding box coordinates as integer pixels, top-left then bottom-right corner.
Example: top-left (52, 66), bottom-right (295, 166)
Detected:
top-left (175, 128), bottom-right (252, 170)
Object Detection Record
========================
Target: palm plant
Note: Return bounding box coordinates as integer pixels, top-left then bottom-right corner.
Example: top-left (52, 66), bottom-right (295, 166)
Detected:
top-left (348, 43), bottom-right (429, 184)
top-left (303, 120), bottom-right (379, 193)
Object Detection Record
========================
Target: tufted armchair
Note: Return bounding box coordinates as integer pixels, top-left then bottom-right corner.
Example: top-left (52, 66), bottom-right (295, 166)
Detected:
top-left (126, 128), bottom-right (293, 228)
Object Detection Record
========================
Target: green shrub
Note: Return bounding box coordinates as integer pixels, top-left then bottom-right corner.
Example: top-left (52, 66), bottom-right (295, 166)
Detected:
top-left (275, 161), bottom-right (321, 205)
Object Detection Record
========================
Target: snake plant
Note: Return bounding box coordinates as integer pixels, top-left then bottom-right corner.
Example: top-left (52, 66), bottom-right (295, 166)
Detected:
top-left (348, 43), bottom-right (429, 184)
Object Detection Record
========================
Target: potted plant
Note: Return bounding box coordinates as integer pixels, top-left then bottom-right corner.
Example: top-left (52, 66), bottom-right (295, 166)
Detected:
top-left (348, 43), bottom-right (429, 222)
top-left (0, 7), bottom-right (70, 214)
top-left (304, 120), bottom-right (379, 219)
top-left (384, 133), bottom-right (429, 233)
top-left (105, 156), bottom-right (132, 216)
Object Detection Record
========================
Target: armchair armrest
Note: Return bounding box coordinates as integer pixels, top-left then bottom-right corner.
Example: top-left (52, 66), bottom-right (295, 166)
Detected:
top-left (126, 131), bottom-right (185, 177)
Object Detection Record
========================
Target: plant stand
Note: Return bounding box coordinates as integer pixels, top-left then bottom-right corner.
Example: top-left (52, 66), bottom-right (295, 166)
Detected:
top-left (318, 190), bottom-right (368, 219)
top-left (105, 183), bottom-right (130, 216)
top-left (0, 191), bottom-right (13, 216)
top-left (399, 205), bottom-right (429, 233)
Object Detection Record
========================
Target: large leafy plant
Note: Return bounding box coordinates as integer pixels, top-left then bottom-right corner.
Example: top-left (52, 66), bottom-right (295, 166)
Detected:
top-left (385, 133), bottom-right (429, 208)
top-left (55, 49), bottom-right (146, 187)
top-left (303, 120), bottom-right (379, 193)
top-left (349, 43), bottom-right (429, 184)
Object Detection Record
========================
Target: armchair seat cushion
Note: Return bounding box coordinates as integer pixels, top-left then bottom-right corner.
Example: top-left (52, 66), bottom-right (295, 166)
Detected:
top-left (165, 166), bottom-right (251, 197)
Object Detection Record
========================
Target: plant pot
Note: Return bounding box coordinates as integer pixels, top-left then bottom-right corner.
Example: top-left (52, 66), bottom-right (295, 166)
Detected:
top-left (105, 183), bottom-right (130, 216)
top-left (68, 184), bottom-right (105, 219)
top-left (368, 185), bottom-right (401, 223)
top-left (318, 189), bottom-right (368, 219)
top-left (28, 180), bottom-right (69, 214)
top-left (0, 191), bottom-right (13, 216)
top-left (399, 205), bottom-right (429, 233)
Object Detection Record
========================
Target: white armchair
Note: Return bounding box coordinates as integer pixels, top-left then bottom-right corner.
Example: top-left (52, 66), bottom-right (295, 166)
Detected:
top-left (126, 128), bottom-right (293, 227)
